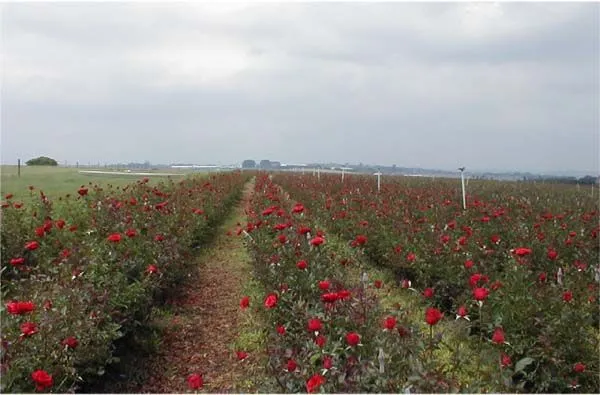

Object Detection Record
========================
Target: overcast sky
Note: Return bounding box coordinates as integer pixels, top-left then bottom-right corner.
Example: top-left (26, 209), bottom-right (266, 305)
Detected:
top-left (1, 2), bottom-right (598, 174)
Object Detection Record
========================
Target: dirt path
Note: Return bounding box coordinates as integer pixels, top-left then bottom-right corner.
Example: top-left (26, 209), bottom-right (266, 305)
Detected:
top-left (135, 180), bottom-right (267, 393)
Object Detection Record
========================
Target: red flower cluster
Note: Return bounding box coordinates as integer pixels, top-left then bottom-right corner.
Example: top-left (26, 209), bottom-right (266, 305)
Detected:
top-left (6, 301), bottom-right (35, 315)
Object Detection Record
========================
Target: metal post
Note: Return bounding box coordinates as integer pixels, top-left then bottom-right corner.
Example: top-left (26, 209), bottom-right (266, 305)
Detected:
top-left (17, 159), bottom-right (21, 177)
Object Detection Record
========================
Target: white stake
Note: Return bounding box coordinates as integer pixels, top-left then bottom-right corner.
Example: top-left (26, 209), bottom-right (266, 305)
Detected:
top-left (317, 168), bottom-right (320, 181)
top-left (341, 168), bottom-right (345, 182)
top-left (459, 167), bottom-right (466, 210)
top-left (375, 171), bottom-right (382, 193)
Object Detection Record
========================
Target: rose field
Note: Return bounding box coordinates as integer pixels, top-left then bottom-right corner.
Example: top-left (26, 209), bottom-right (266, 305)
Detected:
top-left (1, 169), bottom-right (598, 393)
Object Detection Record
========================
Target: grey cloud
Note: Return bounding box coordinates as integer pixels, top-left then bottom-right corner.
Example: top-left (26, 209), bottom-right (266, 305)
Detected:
top-left (1, 2), bottom-right (598, 173)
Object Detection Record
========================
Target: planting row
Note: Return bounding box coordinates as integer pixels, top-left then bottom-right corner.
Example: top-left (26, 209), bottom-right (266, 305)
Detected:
top-left (239, 175), bottom-right (501, 393)
top-left (272, 173), bottom-right (599, 393)
top-left (0, 172), bottom-right (247, 392)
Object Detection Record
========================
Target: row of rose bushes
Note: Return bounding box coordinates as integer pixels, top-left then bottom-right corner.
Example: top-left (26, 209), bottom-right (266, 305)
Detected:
top-left (272, 172), bottom-right (599, 393)
top-left (1, 172), bottom-right (247, 392)
top-left (240, 174), bottom-right (506, 393)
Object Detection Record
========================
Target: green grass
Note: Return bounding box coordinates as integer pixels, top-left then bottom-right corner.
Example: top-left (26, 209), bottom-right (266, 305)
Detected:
top-left (0, 165), bottom-right (196, 200)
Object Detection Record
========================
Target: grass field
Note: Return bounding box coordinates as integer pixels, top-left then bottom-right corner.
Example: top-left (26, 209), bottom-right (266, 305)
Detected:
top-left (0, 165), bottom-right (194, 200)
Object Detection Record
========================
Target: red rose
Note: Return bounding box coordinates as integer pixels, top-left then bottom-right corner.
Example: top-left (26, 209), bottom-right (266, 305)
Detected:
top-left (262, 207), bottom-right (275, 216)
top-left (296, 260), bottom-right (308, 270)
top-left (547, 248), bottom-right (558, 260)
top-left (276, 325), bottom-right (286, 335)
top-left (500, 353), bottom-right (512, 368)
top-left (287, 359), bottom-right (298, 372)
top-left (77, 187), bottom-right (88, 196)
top-left (538, 272), bottom-right (547, 283)
top-left (573, 362), bottom-right (586, 373)
top-left (345, 332), bottom-right (360, 346)
top-left (125, 229), bottom-right (137, 238)
top-left (35, 227), bottom-right (46, 237)
top-left (337, 290), bottom-right (351, 300)
top-left (323, 355), bottom-right (333, 369)
top-left (187, 373), bottom-right (203, 389)
top-left (240, 296), bottom-right (250, 309)
top-left (20, 322), bottom-right (38, 337)
top-left (264, 293), bottom-right (278, 309)
top-left (318, 280), bottom-right (330, 291)
top-left (6, 301), bottom-right (35, 315)
top-left (10, 257), bottom-right (25, 266)
top-left (62, 336), bottom-right (78, 349)
top-left (306, 374), bottom-right (326, 393)
top-left (154, 234), bottom-right (165, 242)
top-left (473, 287), bottom-right (490, 301)
top-left (513, 247), bottom-right (532, 256)
top-left (425, 307), bottom-right (443, 326)
top-left (456, 305), bottom-right (468, 319)
top-left (236, 351), bottom-right (248, 360)
top-left (492, 327), bottom-right (505, 344)
top-left (464, 260), bottom-right (474, 269)
top-left (563, 291), bottom-right (573, 302)
top-left (422, 288), bottom-right (434, 298)
top-left (354, 234), bottom-right (367, 246)
top-left (292, 203), bottom-right (305, 214)
top-left (278, 234), bottom-right (287, 244)
top-left (298, 226), bottom-right (312, 235)
top-left (374, 279), bottom-right (383, 289)
top-left (25, 241), bottom-right (39, 251)
top-left (314, 335), bottom-right (326, 348)
top-left (308, 318), bottom-right (322, 332)
top-left (146, 265), bottom-right (158, 274)
top-left (31, 370), bottom-right (53, 391)
top-left (310, 236), bottom-right (325, 246)
top-left (107, 233), bottom-right (122, 243)
top-left (383, 316), bottom-right (397, 330)
top-left (407, 252), bottom-right (416, 262)
top-left (321, 293), bottom-right (338, 303)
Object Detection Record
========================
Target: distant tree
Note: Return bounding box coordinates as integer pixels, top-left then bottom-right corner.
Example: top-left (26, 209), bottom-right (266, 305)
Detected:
top-left (26, 156), bottom-right (58, 166)
top-left (259, 160), bottom-right (272, 169)
top-left (242, 159), bottom-right (256, 169)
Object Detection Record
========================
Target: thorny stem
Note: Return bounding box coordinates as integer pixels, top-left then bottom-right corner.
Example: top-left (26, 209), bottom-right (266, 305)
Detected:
top-left (428, 324), bottom-right (434, 366)
top-left (477, 303), bottom-right (483, 378)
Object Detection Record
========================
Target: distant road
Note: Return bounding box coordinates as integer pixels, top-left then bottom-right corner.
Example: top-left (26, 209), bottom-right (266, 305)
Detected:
top-left (79, 170), bottom-right (185, 176)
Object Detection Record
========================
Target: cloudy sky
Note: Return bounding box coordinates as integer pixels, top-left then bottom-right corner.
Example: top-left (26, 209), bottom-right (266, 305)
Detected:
top-left (1, 2), bottom-right (598, 174)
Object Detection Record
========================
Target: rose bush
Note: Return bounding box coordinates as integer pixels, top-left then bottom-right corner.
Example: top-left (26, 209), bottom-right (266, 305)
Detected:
top-left (272, 172), bottom-right (599, 393)
top-left (1, 172), bottom-right (247, 392)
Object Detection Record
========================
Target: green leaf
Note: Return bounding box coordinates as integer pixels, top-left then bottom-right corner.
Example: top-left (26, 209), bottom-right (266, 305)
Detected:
top-left (515, 357), bottom-right (535, 373)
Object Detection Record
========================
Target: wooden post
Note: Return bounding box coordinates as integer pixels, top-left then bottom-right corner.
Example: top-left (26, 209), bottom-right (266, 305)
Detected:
top-left (17, 159), bottom-right (21, 177)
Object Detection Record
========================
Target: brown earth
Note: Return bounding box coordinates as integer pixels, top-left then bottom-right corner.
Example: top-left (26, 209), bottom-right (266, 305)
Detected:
top-left (133, 180), bottom-right (268, 393)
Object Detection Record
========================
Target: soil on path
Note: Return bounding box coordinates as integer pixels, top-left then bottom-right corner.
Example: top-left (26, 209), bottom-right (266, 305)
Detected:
top-left (135, 181), bottom-right (263, 393)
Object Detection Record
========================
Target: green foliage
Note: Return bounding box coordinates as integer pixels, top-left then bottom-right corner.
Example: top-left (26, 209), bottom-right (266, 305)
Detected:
top-left (0, 172), bottom-right (248, 392)
top-left (25, 156), bottom-right (58, 166)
